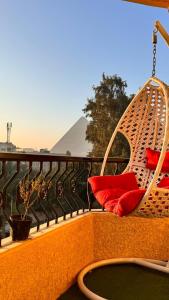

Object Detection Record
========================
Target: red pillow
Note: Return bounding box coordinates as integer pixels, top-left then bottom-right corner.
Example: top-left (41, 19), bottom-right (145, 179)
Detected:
top-left (146, 148), bottom-right (169, 172)
top-left (88, 172), bottom-right (138, 194)
top-left (104, 188), bottom-right (146, 217)
top-left (95, 188), bottom-right (127, 206)
top-left (158, 177), bottom-right (169, 188)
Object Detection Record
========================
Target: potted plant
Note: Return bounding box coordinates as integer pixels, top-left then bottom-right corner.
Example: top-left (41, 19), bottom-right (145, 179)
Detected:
top-left (9, 174), bottom-right (51, 241)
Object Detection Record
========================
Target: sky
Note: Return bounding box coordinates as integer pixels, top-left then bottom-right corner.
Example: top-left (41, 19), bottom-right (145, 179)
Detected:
top-left (0, 0), bottom-right (169, 150)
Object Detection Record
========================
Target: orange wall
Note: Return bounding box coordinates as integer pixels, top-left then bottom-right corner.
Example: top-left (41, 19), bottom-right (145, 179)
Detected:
top-left (1, 212), bottom-right (169, 299)
top-left (93, 213), bottom-right (169, 261)
top-left (0, 214), bottom-right (94, 300)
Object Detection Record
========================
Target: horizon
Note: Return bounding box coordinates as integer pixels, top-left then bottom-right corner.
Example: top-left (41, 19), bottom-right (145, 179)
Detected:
top-left (0, 115), bottom-right (88, 151)
top-left (1, 0), bottom-right (169, 149)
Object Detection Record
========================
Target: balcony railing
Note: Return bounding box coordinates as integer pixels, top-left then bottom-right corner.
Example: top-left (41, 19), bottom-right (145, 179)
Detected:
top-left (0, 152), bottom-right (129, 246)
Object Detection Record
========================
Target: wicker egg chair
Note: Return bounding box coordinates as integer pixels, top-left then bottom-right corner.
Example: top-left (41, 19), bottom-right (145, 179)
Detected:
top-left (88, 76), bottom-right (169, 217)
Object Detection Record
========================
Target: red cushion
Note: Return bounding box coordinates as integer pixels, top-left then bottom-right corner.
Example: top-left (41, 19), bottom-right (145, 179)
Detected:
top-left (88, 172), bottom-right (138, 194)
top-left (88, 172), bottom-right (144, 217)
top-left (104, 189), bottom-right (146, 217)
top-left (146, 148), bottom-right (169, 172)
top-left (158, 177), bottom-right (169, 188)
top-left (95, 188), bottom-right (127, 206)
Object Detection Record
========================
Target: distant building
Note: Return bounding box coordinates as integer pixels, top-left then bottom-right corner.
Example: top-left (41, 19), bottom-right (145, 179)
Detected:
top-left (16, 147), bottom-right (37, 153)
top-left (40, 148), bottom-right (50, 153)
top-left (0, 142), bottom-right (16, 152)
top-left (51, 117), bottom-right (92, 157)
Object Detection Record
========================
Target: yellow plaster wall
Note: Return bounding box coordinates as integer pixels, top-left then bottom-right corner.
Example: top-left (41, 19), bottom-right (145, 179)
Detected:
top-left (0, 214), bottom-right (94, 300)
top-left (93, 213), bottom-right (169, 261)
top-left (1, 212), bottom-right (169, 299)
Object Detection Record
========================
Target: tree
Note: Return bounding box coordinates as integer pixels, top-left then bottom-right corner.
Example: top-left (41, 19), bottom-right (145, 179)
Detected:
top-left (66, 150), bottom-right (71, 156)
top-left (83, 74), bottom-right (133, 158)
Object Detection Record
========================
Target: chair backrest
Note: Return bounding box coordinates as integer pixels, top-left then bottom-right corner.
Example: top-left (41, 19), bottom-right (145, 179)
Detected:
top-left (101, 77), bottom-right (169, 190)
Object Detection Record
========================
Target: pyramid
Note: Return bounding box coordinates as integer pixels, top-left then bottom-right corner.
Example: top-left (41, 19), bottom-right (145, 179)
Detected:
top-left (51, 117), bottom-right (92, 157)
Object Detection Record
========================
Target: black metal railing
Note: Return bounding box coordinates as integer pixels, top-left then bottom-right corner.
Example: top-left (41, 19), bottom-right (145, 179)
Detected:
top-left (0, 152), bottom-right (129, 245)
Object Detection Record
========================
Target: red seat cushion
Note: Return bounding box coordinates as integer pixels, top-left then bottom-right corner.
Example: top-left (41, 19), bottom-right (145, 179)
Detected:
top-left (104, 188), bottom-right (146, 217)
top-left (158, 177), bottom-right (169, 188)
top-left (88, 172), bottom-right (139, 194)
top-left (146, 148), bottom-right (169, 172)
top-left (88, 172), bottom-right (145, 216)
top-left (95, 188), bottom-right (127, 206)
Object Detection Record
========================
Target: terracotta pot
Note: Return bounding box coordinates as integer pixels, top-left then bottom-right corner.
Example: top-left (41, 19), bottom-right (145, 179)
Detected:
top-left (9, 215), bottom-right (32, 241)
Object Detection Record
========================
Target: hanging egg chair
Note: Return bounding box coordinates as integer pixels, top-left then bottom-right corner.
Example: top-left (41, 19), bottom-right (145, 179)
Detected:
top-left (89, 76), bottom-right (169, 217)
top-left (88, 26), bottom-right (169, 217)
top-left (79, 11), bottom-right (169, 300)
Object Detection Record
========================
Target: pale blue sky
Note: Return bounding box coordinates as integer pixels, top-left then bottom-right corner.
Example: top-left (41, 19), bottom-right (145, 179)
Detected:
top-left (0, 0), bottom-right (169, 149)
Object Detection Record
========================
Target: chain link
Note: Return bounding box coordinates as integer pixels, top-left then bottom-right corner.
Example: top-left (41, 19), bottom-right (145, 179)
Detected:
top-left (152, 29), bottom-right (157, 77)
top-left (152, 43), bottom-right (156, 77)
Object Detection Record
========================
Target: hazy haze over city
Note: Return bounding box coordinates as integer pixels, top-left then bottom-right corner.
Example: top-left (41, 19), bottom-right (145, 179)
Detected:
top-left (0, 0), bottom-right (169, 149)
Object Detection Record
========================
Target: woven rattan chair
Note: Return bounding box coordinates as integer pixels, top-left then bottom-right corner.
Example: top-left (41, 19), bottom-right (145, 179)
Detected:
top-left (89, 77), bottom-right (169, 217)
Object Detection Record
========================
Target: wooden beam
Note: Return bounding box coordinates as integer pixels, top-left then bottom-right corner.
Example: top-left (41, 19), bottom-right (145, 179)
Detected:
top-left (155, 20), bottom-right (169, 47)
top-left (123, 0), bottom-right (169, 9)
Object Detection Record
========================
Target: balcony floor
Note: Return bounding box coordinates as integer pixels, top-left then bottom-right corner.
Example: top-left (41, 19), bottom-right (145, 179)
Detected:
top-left (58, 283), bottom-right (87, 299)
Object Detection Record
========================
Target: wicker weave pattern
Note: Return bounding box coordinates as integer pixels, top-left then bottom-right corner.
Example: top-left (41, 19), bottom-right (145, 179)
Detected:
top-left (138, 188), bottom-right (169, 217)
top-left (101, 77), bottom-right (169, 216)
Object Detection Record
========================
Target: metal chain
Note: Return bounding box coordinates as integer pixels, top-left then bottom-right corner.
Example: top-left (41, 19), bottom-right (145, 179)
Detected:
top-left (152, 43), bottom-right (156, 77)
top-left (152, 29), bottom-right (157, 77)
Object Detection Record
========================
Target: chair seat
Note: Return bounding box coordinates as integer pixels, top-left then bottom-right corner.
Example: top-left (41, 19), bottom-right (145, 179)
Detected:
top-left (104, 188), bottom-right (146, 217)
top-left (88, 172), bottom-right (146, 216)
top-left (95, 188), bottom-right (127, 206)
